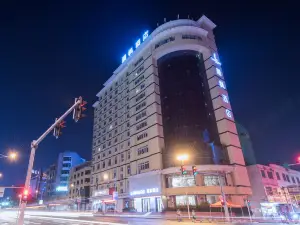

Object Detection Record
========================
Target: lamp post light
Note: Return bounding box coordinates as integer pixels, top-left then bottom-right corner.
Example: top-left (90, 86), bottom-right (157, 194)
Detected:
top-left (0, 151), bottom-right (18, 161)
top-left (177, 154), bottom-right (188, 165)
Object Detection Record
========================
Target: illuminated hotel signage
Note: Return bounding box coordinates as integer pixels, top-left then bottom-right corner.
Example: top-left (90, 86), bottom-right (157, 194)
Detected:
top-left (130, 187), bottom-right (159, 196)
top-left (56, 186), bottom-right (68, 192)
top-left (122, 30), bottom-right (149, 63)
top-left (211, 53), bottom-right (221, 65)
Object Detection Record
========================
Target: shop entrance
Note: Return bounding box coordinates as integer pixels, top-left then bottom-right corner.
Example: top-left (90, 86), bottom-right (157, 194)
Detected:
top-left (142, 198), bottom-right (150, 212)
top-left (155, 197), bottom-right (162, 212)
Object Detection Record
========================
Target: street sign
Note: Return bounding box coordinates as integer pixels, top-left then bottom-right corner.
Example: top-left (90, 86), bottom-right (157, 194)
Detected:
top-left (0, 187), bottom-right (5, 197)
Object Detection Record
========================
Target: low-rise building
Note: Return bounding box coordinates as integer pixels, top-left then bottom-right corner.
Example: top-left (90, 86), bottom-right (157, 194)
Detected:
top-left (247, 164), bottom-right (300, 217)
top-left (69, 161), bottom-right (91, 211)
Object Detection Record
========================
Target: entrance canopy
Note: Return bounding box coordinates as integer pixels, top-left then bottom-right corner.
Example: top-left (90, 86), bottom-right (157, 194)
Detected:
top-left (210, 201), bottom-right (241, 208)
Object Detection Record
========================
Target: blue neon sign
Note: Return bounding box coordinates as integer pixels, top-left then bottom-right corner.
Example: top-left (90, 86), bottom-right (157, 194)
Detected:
top-left (211, 53), bottom-right (221, 65)
top-left (121, 30), bottom-right (149, 63)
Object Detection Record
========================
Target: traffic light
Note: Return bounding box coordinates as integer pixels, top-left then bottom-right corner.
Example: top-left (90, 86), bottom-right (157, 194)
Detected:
top-left (180, 165), bottom-right (187, 175)
top-left (53, 119), bottom-right (66, 139)
top-left (297, 156), bottom-right (300, 163)
top-left (192, 166), bottom-right (198, 176)
top-left (73, 97), bottom-right (87, 122)
top-left (220, 196), bottom-right (225, 206)
top-left (21, 189), bottom-right (29, 202)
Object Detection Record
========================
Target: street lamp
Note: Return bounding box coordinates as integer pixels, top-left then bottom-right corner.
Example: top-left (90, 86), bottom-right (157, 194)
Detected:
top-left (0, 151), bottom-right (18, 161)
top-left (177, 154), bottom-right (188, 165)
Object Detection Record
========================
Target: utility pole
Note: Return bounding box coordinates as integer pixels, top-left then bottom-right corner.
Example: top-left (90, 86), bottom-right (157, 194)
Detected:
top-left (218, 172), bottom-right (230, 222)
top-left (17, 96), bottom-right (86, 225)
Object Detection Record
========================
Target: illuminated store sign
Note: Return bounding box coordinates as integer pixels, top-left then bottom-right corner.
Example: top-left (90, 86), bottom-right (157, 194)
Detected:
top-left (211, 53), bottom-right (221, 65)
top-left (130, 187), bottom-right (159, 196)
top-left (56, 186), bottom-right (68, 192)
top-left (122, 30), bottom-right (149, 63)
top-left (94, 189), bottom-right (109, 196)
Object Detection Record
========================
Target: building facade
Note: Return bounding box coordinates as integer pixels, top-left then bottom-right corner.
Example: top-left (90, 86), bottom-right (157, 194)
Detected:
top-left (44, 151), bottom-right (85, 200)
top-left (91, 15), bottom-right (251, 213)
top-left (247, 164), bottom-right (300, 217)
top-left (68, 161), bottom-right (91, 210)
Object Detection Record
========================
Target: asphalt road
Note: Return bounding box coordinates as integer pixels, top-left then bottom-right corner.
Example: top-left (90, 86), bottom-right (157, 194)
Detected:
top-left (0, 210), bottom-right (295, 225)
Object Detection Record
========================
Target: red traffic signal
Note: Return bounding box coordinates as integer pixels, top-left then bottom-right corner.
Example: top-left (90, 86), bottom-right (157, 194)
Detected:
top-left (23, 189), bottom-right (28, 195)
top-left (21, 189), bottom-right (29, 202)
top-left (53, 119), bottom-right (66, 139)
top-left (73, 97), bottom-right (87, 122)
top-left (180, 165), bottom-right (187, 175)
top-left (297, 156), bottom-right (300, 163)
top-left (192, 166), bottom-right (198, 176)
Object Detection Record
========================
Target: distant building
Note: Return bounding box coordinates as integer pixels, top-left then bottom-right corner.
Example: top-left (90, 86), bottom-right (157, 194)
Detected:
top-left (247, 164), bottom-right (300, 217)
top-left (68, 161), bottom-right (91, 211)
top-left (44, 151), bottom-right (85, 200)
top-left (29, 169), bottom-right (46, 201)
top-left (236, 123), bottom-right (256, 165)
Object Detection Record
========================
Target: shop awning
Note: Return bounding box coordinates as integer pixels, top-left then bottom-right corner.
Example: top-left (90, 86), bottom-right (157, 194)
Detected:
top-left (210, 201), bottom-right (242, 208)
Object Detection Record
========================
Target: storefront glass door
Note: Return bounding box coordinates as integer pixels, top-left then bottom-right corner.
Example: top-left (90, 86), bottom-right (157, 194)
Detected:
top-left (156, 197), bottom-right (162, 212)
top-left (142, 198), bottom-right (150, 212)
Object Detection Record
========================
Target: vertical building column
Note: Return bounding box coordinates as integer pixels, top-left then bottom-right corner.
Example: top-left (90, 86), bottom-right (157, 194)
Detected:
top-left (202, 50), bottom-right (250, 188)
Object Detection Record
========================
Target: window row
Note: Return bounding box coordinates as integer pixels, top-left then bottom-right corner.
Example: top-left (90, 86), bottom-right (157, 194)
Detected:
top-left (136, 101), bottom-right (146, 111)
top-left (182, 34), bottom-right (202, 41)
top-left (137, 132), bottom-right (148, 141)
top-left (155, 37), bottom-right (175, 49)
top-left (136, 121), bottom-right (147, 131)
top-left (136, 110), bottom-right (147, 121)
top-left (137, 146), bottom-right (148, 155)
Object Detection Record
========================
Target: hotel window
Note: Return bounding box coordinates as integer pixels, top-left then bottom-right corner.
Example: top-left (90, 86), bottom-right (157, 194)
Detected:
top-left (127, 151), bottom-right (130, 159)
top-left (136, 101), bottom-right (146, 111)
top-left (286, 175), bottom-right (290, 182)
top-left (121, 153), bottom-right (124, 162)
top-left (136, 92), bottom-right (145, 102)
top-left (137, 132), bottom-right (148, 141)
top-left (267, 171), bottom-right (274, 179)
top-left (261, 170), bottom-right (266, 178)
top-left (136, 65), bottom-right (144, 75)
top-left (134, 75), bottom-right (144, 85)
top-left (108, 159), bottom-right (111, 166)
top-left (127, 165), bottom-right (131, 175)
top-left (282, 173), bottom-right (287, 181)
top-left (137, 146), bottom-right (148, 155)
top-left (115, 156), bottom-right (118, 164)
top-left (155, 36), bottom-right (175, 49)
top-left (136, 111), bottom-right (147, 121)
top-left (136, 121), bottom-right (147, 130)
top-left (182, 34), bottom-right (202, 41)
top-left (134, 57), bottom-right (143, 67)
top-left (292, 176), bottom-right (296, 183)
top-left (138, 161), bottom-right (149, 173)
top-left (276, 172), bottom-right (281, 180)
top-left (102, 161), bottom-right (105, 169)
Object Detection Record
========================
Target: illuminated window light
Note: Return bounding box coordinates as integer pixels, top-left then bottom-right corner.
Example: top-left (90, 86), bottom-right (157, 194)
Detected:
top-left (143, 30), bottom-right (149, 41)
top-left (211, 53), bottom-right (221, 65)
top-left (216, 68), bottom-right (222, 76)
top-left (128, 48), bottom-right (133, 56)
top-left (136, 89), bottom-right (140, 93)
top-left (225, 109), bottom-right (232, 118)
top-left (135, 39), bottom-right (141, 48)
top-left (222, 94), bottom-right (229, 103)
top-left (109, 125), bottom-right (113, 130)
top-left (122, 54), bottom-right (127, 63)
top-left (219, 80), bottom-right (226, 89)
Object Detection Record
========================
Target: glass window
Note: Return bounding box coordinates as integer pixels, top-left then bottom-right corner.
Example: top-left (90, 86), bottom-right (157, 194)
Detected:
top-left (204, 175), bottom-right (225, 186)
top-left (276, 172), bottom-right (281, 180)
top-left (171, 176), bottom-right (195, 187)
top-left (261, 170), bottom-right (266, 178)
top-left (267, 171), bottom-right (274, 179)
top-left (175, 195), bottom-right (196, 206)
top-left (63, 156), bottom-right (71, 161)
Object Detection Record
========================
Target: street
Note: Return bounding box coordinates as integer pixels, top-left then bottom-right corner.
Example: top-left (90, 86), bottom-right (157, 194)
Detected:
top-left (0, 210), bottom-right (296, 225)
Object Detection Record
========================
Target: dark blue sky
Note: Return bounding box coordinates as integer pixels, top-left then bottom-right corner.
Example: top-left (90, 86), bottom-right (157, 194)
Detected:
top-left (0, 1), bottom-right (298, 187)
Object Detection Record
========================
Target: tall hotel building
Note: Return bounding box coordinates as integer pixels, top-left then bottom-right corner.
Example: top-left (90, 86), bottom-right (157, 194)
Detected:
top-left (91, 15), bottom-right (252, 212)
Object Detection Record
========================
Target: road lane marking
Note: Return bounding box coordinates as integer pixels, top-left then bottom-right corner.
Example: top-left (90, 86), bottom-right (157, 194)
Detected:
top-left (29, 216), bottom-right (125, 225)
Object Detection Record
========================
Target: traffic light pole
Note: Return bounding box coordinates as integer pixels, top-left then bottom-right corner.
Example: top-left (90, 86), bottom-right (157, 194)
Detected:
top-left (17, 98), bottom-right (83, 225)
top-left (218, 172), bottom-right (230, 222)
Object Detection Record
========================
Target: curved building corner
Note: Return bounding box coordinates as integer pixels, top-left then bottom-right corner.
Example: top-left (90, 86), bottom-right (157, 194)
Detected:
top-left (90, 15), bottom-right (252, 213)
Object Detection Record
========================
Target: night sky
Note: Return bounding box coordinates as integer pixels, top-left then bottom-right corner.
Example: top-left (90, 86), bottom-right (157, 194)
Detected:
top-left (0, 1), bottom-right (298, 188)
